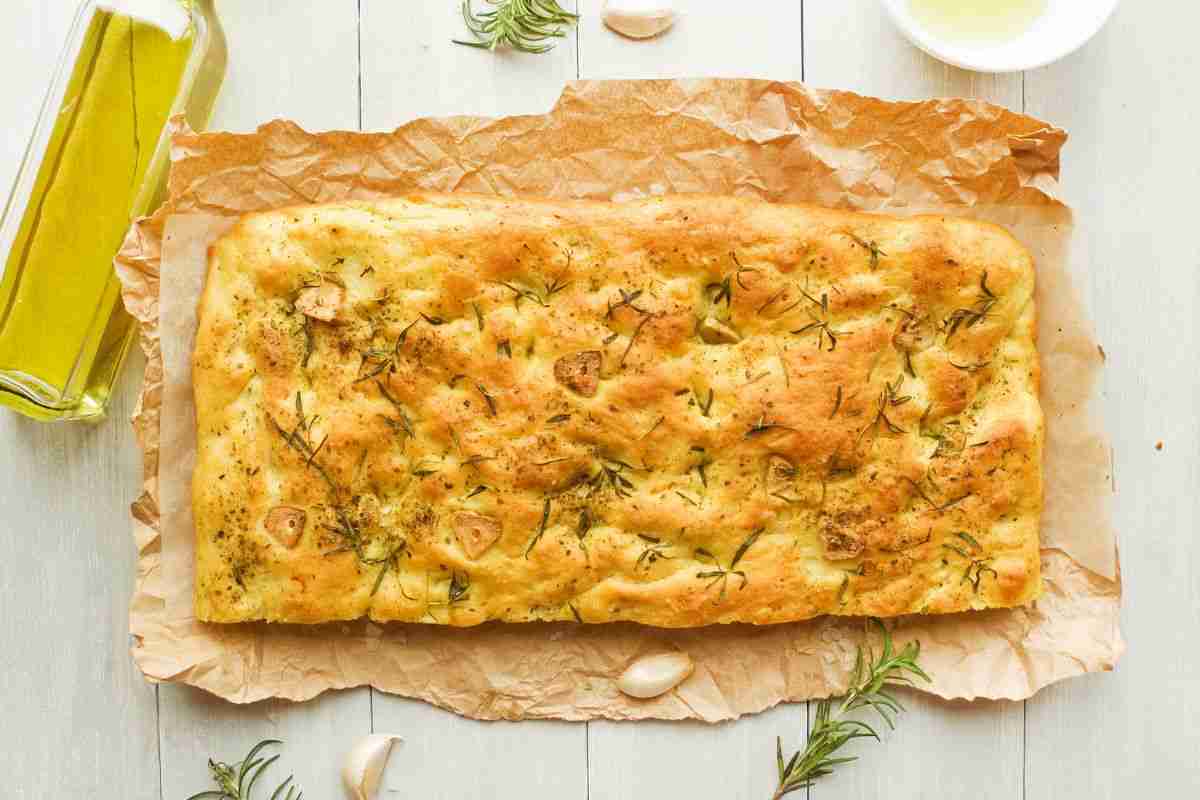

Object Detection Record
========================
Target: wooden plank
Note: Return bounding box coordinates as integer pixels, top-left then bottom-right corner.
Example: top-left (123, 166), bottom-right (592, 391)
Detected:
top-left (209, 0), bottom-right (361, 132)
top-left (816, 695), bottom-right (1024, 799)
top-left (359, 0), bottom-right (579, 129)
top-left (0, 4), bottom-right (161, 799)
top-left (371, 697), bottom-right (588, 800)
top-left (577, 0), bottom-right (803, 80)
top-left (358, 6), bottom-right (588, 797)
top-left (1023, 3), bottom-right (1200, 796)
top-left (804, 2), bottom-right (1022, 108)
top-left (800, 4), bottom-right (1026, 799)
top-left (155, 4), bottom-right (371, 800)
top-left (159, 686), bottom-right (369, 799)
top-left (589, 707), bottom-right (798, 800)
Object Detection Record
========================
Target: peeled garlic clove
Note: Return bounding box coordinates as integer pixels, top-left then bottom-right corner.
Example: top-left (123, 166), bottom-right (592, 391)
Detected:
top-left (603, 0), bottom-right (677, 39)
top-left (617, 652), bottom-right (694, 698)
top-left (264, 506), bottom-right (306, 548)
top-left (295, 283), bottom-right (344, 321)
top-left (342, 734), bottom-right (401, 800)
top-left (698, 315), bottom-right (741, 344)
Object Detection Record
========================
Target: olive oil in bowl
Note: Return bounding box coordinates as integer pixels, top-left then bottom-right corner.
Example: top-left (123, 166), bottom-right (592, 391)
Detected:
top-left (0, 0), bottom-right (225, 421)
top-left (908, 0), bottom-right (1048, 43)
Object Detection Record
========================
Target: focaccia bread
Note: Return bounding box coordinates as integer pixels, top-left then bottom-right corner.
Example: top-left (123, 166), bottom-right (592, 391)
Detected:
top-left (192, 193), bottom-right (1042, 626)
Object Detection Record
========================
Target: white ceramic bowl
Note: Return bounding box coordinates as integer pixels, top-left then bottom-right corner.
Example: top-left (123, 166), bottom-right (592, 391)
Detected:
top-left (881, 0), bottom-right (1120, 73)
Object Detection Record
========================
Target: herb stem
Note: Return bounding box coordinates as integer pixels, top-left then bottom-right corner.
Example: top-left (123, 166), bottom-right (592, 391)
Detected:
top-left (772, 621), bottom-right (929, 798)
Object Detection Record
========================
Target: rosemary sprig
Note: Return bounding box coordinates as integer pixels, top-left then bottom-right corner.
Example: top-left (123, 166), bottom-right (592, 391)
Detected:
top-left (745, 415), bottom-right (799, 439)
top-left (705, 252), bottom-right (756, 309)
top-left (425, 571), bottom-right (472, 620)
top-left (606, 287), bottom-right (647, 318)
top-left (323, 508), bottom-right (407, 595)
top-left (706, 275), bottom-right (733, 307)
top-left (792, 290), bottom-right (842, 351)
top-left (543, 252), bottom-right (572, 297)
top-left (848, 232), bottom-right (886, 270)
top-left (619, 312), bottom-right (655, 367)
top-left (576, 508), bottom-right (593, 552)
top-left (376, 379), bottom-right (415, 437)
top-left (300, 317), bottom-right (314, 369)
top-left (942, 532), bottom-right (997, 592)
top-left (943, 271), bottom-right (997, 338)
top-left (453, 0), bottom-right (579, 54)
top-left (185, 739), bottom-right (301, 800)
top-left (268, 394), bottom-right (335, 492)
top-left (525, 497), bottom-right (553, 557)
top-left (772, 621), bottom-right (929, 799)
top-left (905, 476), bottom-right (971, 512)
top-left (695, 528), bottom-right (762, 601)
top-left (497, 280), bottom-right (547, 309)
top-left (589, 458), bottom-right (638, 498)
top-left (635, 534), bottom-right (673, 570)
top-left (855, 376), bottom-right (909, 447)
top-left (476, 382), bottom-right (498, 416)
top-left (691, 446), bottom-right (712, 488)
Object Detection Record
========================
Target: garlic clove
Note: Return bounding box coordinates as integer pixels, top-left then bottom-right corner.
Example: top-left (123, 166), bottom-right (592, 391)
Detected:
top-left (295, 283), bottom-right (344, 321)
top-left (698, 315), bottom-right (741, 344)
top-left (264, 506), bottom-right (307, 548)
top-left (342, 734), bottom-right (401, 800)
top-left (617, 652), bottom-right (694, 698)
top-left (602, 0), bottom-right (678, 40)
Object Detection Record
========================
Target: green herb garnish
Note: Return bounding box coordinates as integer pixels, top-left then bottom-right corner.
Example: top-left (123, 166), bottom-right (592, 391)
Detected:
top-left (695, 528), bottom-right (762, 601)
top-left (792, 290), bottom-right (842, 351)
top-left (772, 621), bottom-right (929, 798)
top-left (635, 534), bottom-right (673, 570)
top-left (185, 739), bottom-right (300, 800)
top-left (525, 497), bottom-right (553, 557)
top-left (847, 232), bottom-right (886, 270)
top-left (453, 0), bottom-right (579, 54)
top-left (943, 271), bottom-right (997, 338)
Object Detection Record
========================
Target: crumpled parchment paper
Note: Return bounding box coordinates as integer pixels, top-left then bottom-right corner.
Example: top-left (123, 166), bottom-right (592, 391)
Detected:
top-left (115, 79), bottom-right (1122, 720)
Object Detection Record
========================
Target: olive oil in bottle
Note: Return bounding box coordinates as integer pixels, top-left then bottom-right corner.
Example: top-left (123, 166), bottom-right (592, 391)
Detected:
top-left (0, 0), bottom-right (225, 421)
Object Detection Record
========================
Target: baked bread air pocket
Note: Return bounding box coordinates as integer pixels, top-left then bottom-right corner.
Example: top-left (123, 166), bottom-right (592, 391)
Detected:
top-left (191, 192), bottom-right (1042, 626)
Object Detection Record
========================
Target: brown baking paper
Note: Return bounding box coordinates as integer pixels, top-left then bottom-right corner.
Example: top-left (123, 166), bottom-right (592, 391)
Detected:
top-left (116, 79), bottom-right (1122, 719)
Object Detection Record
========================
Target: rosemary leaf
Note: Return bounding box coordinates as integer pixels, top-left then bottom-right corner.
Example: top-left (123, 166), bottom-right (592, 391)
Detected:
top-left (525, 497), bottom-right (552, 557)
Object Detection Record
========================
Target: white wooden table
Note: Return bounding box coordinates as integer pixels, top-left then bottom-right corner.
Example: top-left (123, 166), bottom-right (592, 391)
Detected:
top-left (1, 1), bottom-right (1195, 797)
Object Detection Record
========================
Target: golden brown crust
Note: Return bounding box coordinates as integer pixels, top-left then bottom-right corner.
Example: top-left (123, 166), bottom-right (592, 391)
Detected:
top-left (192, 193), bottom-right (1042, 626)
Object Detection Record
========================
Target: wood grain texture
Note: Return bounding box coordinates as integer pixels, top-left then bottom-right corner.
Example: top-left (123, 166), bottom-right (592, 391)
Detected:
top-left (159, 686), bottom-right (370, 798)
top-left (0, 5), bottom-right (160, 799)
top-left (372, 697), bottom-right (587, 800)
top-left (210, 0), bottom-right (360, 132)
top-left (359, 0), bottom-right (579, 128)
top-left (589, 708), bottom-right (796, 800)
top-left (1023, 2), bottom-right (1200, 795)
top-left (577, 0), bottom-right (802, 81)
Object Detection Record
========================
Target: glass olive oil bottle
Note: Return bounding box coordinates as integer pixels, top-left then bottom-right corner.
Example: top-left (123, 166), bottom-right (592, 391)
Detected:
top-left (0, 0), bottom-right (225, 421)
